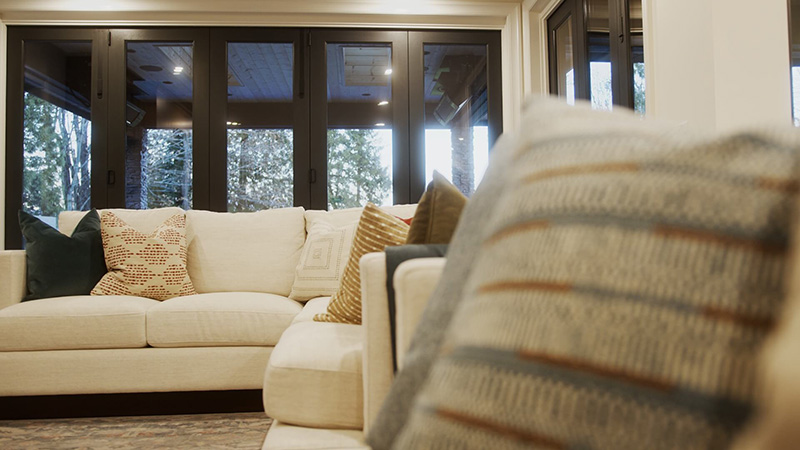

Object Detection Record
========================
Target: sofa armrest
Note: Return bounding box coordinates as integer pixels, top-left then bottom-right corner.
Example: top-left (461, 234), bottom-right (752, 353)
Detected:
top-left (393, 257), bottom-right (446, 370)
top-left (0, 250), bottom-right (26, 310)
top-left (360, 253), bottom-right (446, 433)
top-left (360, 251), bottom-right (392, 434)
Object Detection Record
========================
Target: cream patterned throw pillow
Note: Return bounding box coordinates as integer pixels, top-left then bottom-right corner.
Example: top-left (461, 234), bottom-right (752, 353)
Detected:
top-left (314, 203), bottom-right (409, 324)
top-left (91, 212), bottom-right (196, 301)
top-left (289, 221), bottom-right (357, 301)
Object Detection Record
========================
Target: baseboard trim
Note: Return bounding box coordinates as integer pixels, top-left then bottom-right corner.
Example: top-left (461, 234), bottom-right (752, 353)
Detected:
top-left (0, 389), bottom-right (264, 420)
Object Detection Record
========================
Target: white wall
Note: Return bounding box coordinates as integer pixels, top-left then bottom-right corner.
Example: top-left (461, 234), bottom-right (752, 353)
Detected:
top-left (524, 0), bottom-right (793, 132)
top-left (711, 0), bottom-right (792, 132)
top-left (645, 0), bottom-right (792, 132)
top-left (523, 0), bottom-right (561, 97)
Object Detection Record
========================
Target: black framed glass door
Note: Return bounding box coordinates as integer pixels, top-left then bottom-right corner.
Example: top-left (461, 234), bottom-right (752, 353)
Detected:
top-left (408, 31), bottom-right (503, 200)
top-left (209, 28), bottom-right (309, 212)
top-left (108, 29), bottom-right (210, 211)
top-left (5, 28), bottom-right (108, 249)
top-left (547, 0), bottom-right (643, 112)
top-left (309, 30), bottom-right (409, 210)
top-left (6, 26), bottom-right (502, 249)
top-left (548, 0), bottom-right (589, 103)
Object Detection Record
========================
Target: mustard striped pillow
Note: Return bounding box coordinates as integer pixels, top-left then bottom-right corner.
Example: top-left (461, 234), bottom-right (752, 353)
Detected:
top-left (314, 203), bottom-right (409, 324)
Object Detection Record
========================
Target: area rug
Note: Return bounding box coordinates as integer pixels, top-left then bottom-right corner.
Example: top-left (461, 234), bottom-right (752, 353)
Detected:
top-left (0, 412), bottom-right (272, 449)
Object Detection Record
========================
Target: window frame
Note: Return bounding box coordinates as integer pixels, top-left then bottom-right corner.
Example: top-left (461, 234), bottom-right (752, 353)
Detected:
top-left (5, 26), bottom-right (503, 249)
top-left (107, 28), bottom-right (210, 210)
top-left (547, 0), bottom-right (638, 110)
top-left (308, 29), bottom-right (410, 210)
top-left (5, 27), bottom-right (109, 249)
top-left (208, 28), bottom-right (309, 211)
top-left (408, 30), bottom-right (503, 202)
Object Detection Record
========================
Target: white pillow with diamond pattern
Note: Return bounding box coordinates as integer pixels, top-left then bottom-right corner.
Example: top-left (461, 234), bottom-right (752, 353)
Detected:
top-left (289, 221), bottom-right (357, 301)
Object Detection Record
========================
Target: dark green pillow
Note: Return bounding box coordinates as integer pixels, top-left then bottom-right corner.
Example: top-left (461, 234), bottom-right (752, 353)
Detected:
top-left (19, 209), bottom-right (106, 301)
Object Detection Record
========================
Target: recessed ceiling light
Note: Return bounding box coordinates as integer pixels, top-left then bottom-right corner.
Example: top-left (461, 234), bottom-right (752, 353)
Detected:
top-left (458, 137), bottom-right (465, 141)
top-left (173, 66), bottom-right (184, 75)
top-left (384, 68), bottom-right (393, 75)
top-left (378, 101), bottom-right (389, 106)
top-left (140, 65), bottom-right (163, 72)
top-left (375, 122), bottom-right (385, 127)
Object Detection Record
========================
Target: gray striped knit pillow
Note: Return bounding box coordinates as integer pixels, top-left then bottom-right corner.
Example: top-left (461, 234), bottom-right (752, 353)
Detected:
top-left (315, 202), bottom-right (409, 325)
top-left (394, 99), bottom-right (800, 449)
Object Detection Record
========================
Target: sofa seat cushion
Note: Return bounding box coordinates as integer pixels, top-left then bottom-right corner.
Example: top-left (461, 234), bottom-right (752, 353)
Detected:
top-left (263, 321), bottom-right (363, 429)
top-left (0, 296), bottom-right (157, 351)
top-left (291, 296), bottom-right (331, 325)
top-left (146, 292), bottom-right (302, 347)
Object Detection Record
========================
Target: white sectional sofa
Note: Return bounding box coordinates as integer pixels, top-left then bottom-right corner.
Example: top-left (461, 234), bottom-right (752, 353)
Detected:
top-left (0, 206), bottom-right (312, 397)
top-left (0, 204), bottom-right (446, 449)
top-left (260, 253), bottom-right (446, 450)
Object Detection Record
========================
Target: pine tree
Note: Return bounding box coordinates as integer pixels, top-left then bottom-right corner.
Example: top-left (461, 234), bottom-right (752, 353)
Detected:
top-left (141, 129), bottom-right (193, 209)
top-left (22, 92), bottom-right (91, 217)
top-left (227, 128), bottom-right (293, 212)
top-left (327, 129), bottom-right (391, 210)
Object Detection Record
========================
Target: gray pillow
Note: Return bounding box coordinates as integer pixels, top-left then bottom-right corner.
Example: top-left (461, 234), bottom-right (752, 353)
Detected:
top-left (391, 98), bottom-right (800, 449)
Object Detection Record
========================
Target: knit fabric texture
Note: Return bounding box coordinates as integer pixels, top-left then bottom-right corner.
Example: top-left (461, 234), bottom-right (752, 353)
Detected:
top-left (367, 125), bottom-right (521, 449)
top-left (390, 99), bottom-right (800, 449)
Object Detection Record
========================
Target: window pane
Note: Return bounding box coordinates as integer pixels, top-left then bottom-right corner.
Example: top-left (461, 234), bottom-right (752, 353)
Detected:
top-left (125, 41), bottom-right (194, 209)
top-left (423, 44), bottom-right (490, 196)
top-left (794, 68), bottom-right (800, 126)
top-left (226, 42), bottom-right (294, 212)
top-left (791, 0), bottom-right (800, 125)
top-left (326, 43), bottom-right (393, 210)
top-left (587, 0), bottom-right (612, 110)
top-left (631, 0), bottom-right (646, 114)
top-left (555, 17), bottom-right (576, 104)
top-left (22, 40), bottom-right (92, 225)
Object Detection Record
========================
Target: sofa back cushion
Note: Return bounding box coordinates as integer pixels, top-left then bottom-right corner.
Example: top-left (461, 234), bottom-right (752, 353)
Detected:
top-left (304, 204), bottom-right (416, 231)
top-left (186, 208), bottom-right (305, 295)
top-left (59, 207), bottom-right (185, 236)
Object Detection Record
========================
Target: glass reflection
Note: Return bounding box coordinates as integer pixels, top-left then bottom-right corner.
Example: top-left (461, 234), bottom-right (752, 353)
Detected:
top-left (423, 44), bottom-right (489, 196)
